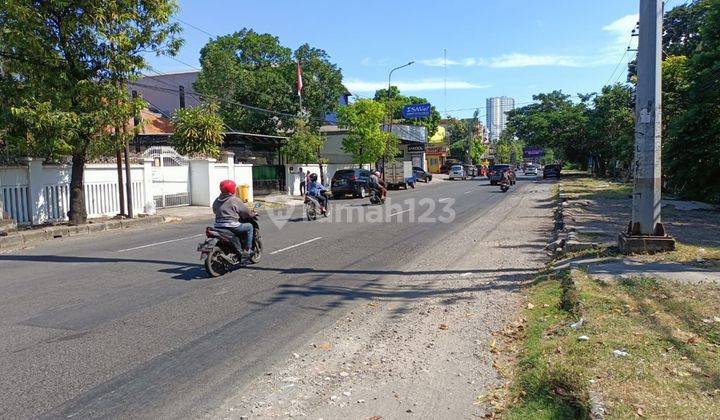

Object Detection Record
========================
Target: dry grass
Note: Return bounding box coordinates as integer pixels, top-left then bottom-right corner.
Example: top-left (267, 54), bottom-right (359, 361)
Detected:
top-left (505, 269), bottom-right (720, 419)
top-left (561, 176), bottom-right (632, 200)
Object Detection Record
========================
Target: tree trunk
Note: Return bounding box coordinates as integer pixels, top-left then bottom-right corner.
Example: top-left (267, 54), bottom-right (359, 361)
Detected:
top-left (68, 153), bottom-right (87, 225)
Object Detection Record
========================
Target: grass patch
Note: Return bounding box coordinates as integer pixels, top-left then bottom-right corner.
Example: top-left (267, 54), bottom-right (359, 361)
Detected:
top-left (635, 243), bottom-right (720, 268)
top-left (504, 269), bottom-right (720, 418)
top-left (561, 176), bottom-right (632, 201)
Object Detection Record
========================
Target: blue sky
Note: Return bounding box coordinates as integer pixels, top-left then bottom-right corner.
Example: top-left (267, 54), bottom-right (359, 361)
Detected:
top-left (147, 0), bottom-right (640, 118)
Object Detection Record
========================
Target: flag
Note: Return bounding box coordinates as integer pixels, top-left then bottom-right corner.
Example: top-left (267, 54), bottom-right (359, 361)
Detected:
top-left (296, 60), bottom-right (303, 96)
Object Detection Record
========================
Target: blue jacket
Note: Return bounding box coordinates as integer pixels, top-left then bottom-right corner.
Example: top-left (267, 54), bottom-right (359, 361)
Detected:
top-left (307, 181), bottom-right (326, 196)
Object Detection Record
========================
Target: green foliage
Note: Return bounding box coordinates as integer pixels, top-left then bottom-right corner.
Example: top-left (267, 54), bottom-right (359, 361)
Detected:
top-left (0, 0), bottom-right (182, 223)
top-left (505, 91), bottom-right (588, 164)
top-left (444, 117), bottom-right (470, 144)
top-left (496, 132), bottom-right (524, 164)
top-left (171, 103), bottom-right (225, 158)
top-left (194, 29), bottom-right (345, 134)
top-left (585, 83), bottom-right (635, 176)
top-left (373, 86), bottom-right (441, 137)
top-left (337, 99), bottom-right (390, 164)
top-left (666, 0), bottom-right (720, 202)
top-left (281, 119), bottom-right (326, 163)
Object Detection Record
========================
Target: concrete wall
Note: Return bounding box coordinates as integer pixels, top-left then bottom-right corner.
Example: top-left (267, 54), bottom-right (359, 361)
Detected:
top-left (189, 153), bottom-right (254, 206)
top-left (0, 159), bottom-right (152, 224)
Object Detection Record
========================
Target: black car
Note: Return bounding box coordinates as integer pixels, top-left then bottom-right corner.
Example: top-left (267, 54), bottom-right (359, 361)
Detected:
top-left (413, 166), bottom-right (432, 182)
top-left (331, 168), bottom-right (372, 198)
top-left (543, 164), bottom-right (561, 179)
top-left (488, 164), bottom-right (515, 185)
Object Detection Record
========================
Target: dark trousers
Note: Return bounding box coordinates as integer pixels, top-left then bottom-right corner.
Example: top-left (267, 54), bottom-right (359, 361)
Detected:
top-left (223, 224), bottom-right (254, 252)
top-left (300, 181), bottom-right (306, 195)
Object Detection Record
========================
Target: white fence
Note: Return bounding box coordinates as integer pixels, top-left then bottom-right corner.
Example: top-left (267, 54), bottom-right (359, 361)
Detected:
top-left (0, 159), bottom-right (153, 225)
top-left (1, 152), bottom-right (254, 225)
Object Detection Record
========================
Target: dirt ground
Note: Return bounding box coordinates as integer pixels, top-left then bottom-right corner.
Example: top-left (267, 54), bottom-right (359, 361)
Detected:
top-left (212, 182), bottom-right (554, 419)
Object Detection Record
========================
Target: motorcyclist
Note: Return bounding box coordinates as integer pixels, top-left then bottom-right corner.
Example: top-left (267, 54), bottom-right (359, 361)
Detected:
top-left (368, 170), bottom-right (387, 200)
top-left (306, 173), bottom-right (328, 212)
top-left (212, 179), bottom-right (255, 257)
top-left (501, 168), bottom-right (512, 186)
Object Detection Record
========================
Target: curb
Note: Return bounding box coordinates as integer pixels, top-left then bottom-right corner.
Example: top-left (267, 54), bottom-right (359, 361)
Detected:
top-left (545, 185), bottom-right (598, 256)
top-left (0, 215), bottom-right (167, 252)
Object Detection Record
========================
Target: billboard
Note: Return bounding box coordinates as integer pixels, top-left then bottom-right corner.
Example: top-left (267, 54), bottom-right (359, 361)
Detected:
top-left (523, 147), bottom-right (545, 158)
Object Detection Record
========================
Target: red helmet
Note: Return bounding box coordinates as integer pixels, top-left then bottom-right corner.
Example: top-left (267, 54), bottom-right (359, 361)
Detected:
top-left (219, 179), bottom-right (237, 195)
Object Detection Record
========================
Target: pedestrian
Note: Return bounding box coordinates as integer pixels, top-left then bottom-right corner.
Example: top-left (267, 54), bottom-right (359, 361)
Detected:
top-left (298, 167), bottom-right (306, 196)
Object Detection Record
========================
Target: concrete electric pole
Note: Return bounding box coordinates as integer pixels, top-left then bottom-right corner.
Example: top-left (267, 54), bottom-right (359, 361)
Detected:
top-left (620, 0), bottom-right (675, 252)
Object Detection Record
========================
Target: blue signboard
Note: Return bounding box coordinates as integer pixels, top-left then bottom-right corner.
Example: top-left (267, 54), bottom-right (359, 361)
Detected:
top-left (523, 147), bottom-right (545, 158)
top-left (402, 103), bottom-right (432, 119)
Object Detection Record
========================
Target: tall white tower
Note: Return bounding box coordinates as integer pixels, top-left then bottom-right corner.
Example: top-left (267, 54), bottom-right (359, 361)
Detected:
top-left (486, 96), bottom-right (515, 141)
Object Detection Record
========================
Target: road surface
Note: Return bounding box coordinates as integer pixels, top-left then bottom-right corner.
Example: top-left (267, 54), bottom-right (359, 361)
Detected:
top-left (0, 174), bottom-right (550, 418)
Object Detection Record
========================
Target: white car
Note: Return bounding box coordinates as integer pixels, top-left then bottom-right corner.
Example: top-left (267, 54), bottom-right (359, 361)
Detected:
top-left (525, 166), bottom-right (538, 176)
top-left (448, 164), bottom-right (467, 180)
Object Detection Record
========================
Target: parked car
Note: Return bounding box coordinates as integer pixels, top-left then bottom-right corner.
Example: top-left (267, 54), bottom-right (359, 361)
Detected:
top-left (413, 166), bottom-right (432, 182)
top-left (543, 164), bottom-right (561, 179)
top-left (525, 166), bottom-right (538, 176)
top-left (488, 164), bottom-right (514, 185)
top-left (331, 168), bottom-right (372, 198)
top-left (448, 164), bottom-right (467, 180)
top-left (440, 160), bottom-right (460, 174)
top-left (464, 164), bottom-right (478, 178)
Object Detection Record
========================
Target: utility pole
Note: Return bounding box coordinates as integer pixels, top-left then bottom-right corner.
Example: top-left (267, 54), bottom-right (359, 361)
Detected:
top-left (179, 85), bottom-right (186, 109)
top-left (124, 90), bottom-right (139, 219)
top-left (620, 0), bottom-right (675, 252)
top-left (384, 61), bottom-right (414, 175)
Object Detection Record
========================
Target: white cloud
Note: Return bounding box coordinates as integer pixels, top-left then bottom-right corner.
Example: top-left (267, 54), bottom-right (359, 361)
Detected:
top-left (603, 13), bottom-right (639, 45)
top-left (344, 78), bottom-right (490, 92)
top-left (418, 57), bottom-right (486, 67)
top-left (359, 57), bottom-right (389, 66)
top-left (360, 57), bottom-right (372, 66)
top-left (489, 53), bottom-right (584, 68)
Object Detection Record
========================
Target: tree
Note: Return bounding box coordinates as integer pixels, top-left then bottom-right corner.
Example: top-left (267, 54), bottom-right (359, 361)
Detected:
top-left (171, 103), bottom-right (225, 158)
top-left (336, 99), bottom-right (390, 165)
top-left (281, 119), bottom-right (326, 163)
top-left (505, 91), bottom-right (588, 164)
top-left (585, 83), bottom-right (635, 176)
top-left (666, 0), bottom-right (720, 202)
top-left (0, 0), bottom-right (182, 224)
top-left (374, 86), bottom-right (441, 137)
top-left (496, 132), bottom-right (524, 164)
top-left (194, 30), bottom-right (345, 134)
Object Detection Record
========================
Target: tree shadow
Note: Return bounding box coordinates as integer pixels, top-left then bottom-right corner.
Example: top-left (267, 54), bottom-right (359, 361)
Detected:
top-left (0, 254), bottom-right (206, 281)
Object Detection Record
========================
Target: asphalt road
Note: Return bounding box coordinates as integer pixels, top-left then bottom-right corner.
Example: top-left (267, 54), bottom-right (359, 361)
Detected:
top-left (0, 173), bottom-right (548, 419)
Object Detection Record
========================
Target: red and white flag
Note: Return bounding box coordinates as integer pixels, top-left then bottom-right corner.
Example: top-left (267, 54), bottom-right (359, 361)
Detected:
top-left (296, 60), bottom-right (303, 96)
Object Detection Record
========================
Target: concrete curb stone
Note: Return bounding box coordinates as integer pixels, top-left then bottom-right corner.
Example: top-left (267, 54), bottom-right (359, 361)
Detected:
top-left (0, 215), bottom-right (168, 252)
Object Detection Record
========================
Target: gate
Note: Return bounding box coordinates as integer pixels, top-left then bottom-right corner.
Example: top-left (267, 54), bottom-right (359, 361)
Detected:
top-left (252, 165), bottom-right (285, 196)
top-left (142, 146), bottom-right (190, 208)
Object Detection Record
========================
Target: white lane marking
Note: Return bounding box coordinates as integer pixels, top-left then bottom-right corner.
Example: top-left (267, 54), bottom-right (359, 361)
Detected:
top-left (388, 209), bottom-right (412, 217)
top-left (269, 237), bottom-right (323, 255)
top-left (117, 234), bottom-right (204, 253)
top-left (464, 191), bottom-right (471, 194)
top-left (439, 198), bottom-right (451, 202)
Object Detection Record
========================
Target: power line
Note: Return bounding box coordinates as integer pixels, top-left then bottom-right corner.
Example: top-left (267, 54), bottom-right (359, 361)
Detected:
top-left (172, 17), bottom-right (216, 38)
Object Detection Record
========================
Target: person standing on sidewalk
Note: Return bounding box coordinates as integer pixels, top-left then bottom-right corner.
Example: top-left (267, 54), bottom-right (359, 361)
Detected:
top-left (298, 167), bottom-right (307, 196)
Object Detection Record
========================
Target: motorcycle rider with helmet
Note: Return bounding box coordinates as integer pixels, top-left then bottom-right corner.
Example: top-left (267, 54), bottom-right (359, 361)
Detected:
top-left (212, 180), bottom-right (255, 257)
top-left (306, 173), bottom-right (328, 212)
top-left (368, 170), bottom-right (387, 200)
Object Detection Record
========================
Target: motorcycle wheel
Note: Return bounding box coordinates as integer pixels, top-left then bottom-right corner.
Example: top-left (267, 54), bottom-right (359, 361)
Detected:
top-left (205, 247), bottom-right (228, 277)
top-left (250, 239), bottom-right (263, 263)
top-left (307, 206), bottom-right (317, 221)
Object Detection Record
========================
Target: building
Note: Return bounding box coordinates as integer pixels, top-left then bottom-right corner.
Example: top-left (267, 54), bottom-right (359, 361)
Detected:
top-left (486, 96), bottom-right (515, 141)
top-left (128, 71), bottom-right (201, 117)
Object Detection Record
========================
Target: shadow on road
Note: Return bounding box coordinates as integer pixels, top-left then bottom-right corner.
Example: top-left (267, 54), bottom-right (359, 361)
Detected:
top-left (0, 254), bottom-right (206, 281)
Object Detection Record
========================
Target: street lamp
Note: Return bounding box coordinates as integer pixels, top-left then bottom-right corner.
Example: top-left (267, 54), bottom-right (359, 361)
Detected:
top-left (384, 61), bottom-right (414, 174)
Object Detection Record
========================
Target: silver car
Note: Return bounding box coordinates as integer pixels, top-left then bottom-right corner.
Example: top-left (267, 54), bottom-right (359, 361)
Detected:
top-left (448, 164), bottom-right (467, 180)
top-left (525, 166), bottom-right (538, 176)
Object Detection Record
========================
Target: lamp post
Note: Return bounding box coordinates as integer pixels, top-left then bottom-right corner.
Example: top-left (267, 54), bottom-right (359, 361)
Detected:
top-left (384, 61), bottom-right (414, 175)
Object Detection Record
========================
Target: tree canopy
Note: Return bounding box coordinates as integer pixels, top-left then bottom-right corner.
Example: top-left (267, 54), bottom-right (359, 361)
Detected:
top-left (373, 86), bottom-right (441, 138)
top-left (171, 102), bottom-right (225, 158)
top-left (280, 119), bottom-right (326, 164)
top-left (194, 29), bottom-right (345, 135)
top-left (0, 0), bottom-right (182, 223)
top-left (337, 99), bottom-right (393, 165)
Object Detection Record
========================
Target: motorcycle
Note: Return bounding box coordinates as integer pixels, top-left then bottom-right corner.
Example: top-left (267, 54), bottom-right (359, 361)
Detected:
top-left (198, 204), bottom-right (263, 277)
top-left (369, 187), bottom-right (385, 205)
top-left (304, 191), bottom-right (330, 221)
top-left (499, 179), bottom-right (510, 193)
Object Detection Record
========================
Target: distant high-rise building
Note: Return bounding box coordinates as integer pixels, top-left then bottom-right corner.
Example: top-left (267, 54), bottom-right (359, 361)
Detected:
top-left (486, 96), bottom-right (515, 141)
